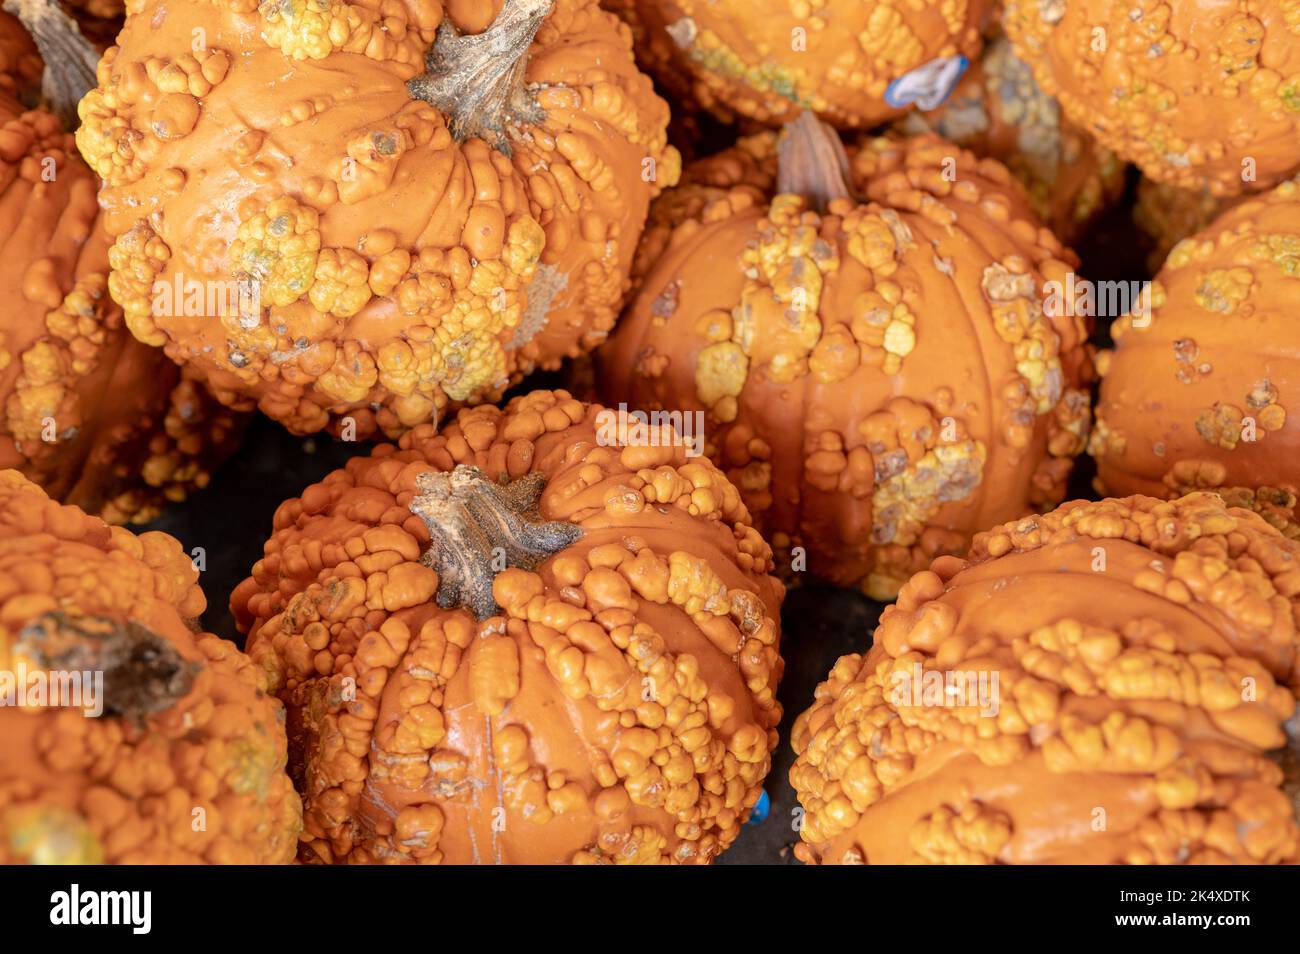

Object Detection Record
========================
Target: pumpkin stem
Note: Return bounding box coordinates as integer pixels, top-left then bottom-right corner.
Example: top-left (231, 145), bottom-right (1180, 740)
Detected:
top-left (409, 465), bottom-right (582, 620)
top-left (16, 611), bottom-right (198, 719)
top-left (406, 0), bottom-right (554, 157)
top-left (3, 0), bottom-right (99, 127)
top-left (777, 110), bottom-right (856, 213)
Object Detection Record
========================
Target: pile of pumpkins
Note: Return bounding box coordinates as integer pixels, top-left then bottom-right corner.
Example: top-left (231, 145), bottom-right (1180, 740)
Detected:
top-left (0, 0), bottom-right (1298, 865)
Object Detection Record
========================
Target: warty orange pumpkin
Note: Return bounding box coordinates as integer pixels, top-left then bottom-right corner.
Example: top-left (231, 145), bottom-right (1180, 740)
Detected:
top-left (1134, 176), bottom-right (1241, 274)
top-left (1091, 178), bottom-right (1300, 535)
top-left (1004, 0), bottom-right (1300, 196)
top-left (598, 118), bottom-right (1094, 600)
top-left (792, 493), bottom-right (1300, 865)
top-left (0, 8), bottom-right (244, 523)
top-left (0, 470), bottom-right (302, 863)
top-left (0, 6), bottom-right (41, 100)
top-left (899, 31), bottom-right (1126, 244)
top-left (603, 0), bottom-right (993, 130)
top-left (233, 389), bottom-right (785, 864)
top-left (78, 0), bottom-right (679, 440)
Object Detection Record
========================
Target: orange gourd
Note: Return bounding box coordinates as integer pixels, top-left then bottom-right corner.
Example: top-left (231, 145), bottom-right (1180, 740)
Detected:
top-left (1092, 179), bottom-right (1300, 534)
top-left (0, 8), bottom-right (41, 100)
top-left (0, 9), bottom-right (242, 523)
top-left (604, 0), bottom-right (993, 129)
top-left (599, 120), bottom-right (1094, 600)
top-left (1133, 176), bottom-right (1240, 273)
top-left (78, 0), bottom-right (679, 439)
top-left (233, 389), bottom-right (784, 864)
top-left (792, 493), bottom-right (1300, 865)
top-left (1004, 0), bottom-right (1300, 196)
top-left (0, 471), bottom-right (302, 863)
top-left (900, 32), bottom-right (1125, 244)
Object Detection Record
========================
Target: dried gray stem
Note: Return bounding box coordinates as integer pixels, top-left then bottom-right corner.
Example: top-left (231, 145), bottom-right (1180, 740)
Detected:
top-left (409, 464), bottom-right (582, 620)
top-left (406, 0), bottom-right (554, 156)
top-left (17, 611), bottom-right (198, 719)
top-left (777, 110), bottom-right (856, 212)
top-left (4, 0), bottom-right (99, 128)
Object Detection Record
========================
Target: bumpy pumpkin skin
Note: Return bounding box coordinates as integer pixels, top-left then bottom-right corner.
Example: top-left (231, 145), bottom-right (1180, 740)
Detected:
top-left (1004, 0), bottom-right (1300, 196)
top-left (0, 471), bottom-right (302, 864)
top-left (900, 33), bottom-right (1126, 244)
top-left (599, 131), bottom-right (1094, 600)
top-left (0, 10), bottom-right (41, 100)
top-left (603, 0), bottom-right (992, 130)
top-left (59, 0), bottom-right (125, 52)
top-left (0, 14), bottom-right (243, 524)
top-left (79, 0), bottom-right (680, 440)
top-left (1092, 179), bottom-right (1300, 536)
top-left (234, 389), bottom-right (785, 864)
top-left (1133, 176), bottom-right (1241, 274)
top-left (792, 493), bottom-right (1300, 865)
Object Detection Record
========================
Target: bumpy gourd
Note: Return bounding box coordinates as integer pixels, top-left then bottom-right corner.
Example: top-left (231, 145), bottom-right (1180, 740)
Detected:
top-left (233, 389), bottom-right (785, 864)
top-left (1004, 0), bottom-right (1300, 196)
top-left (900, 32), bottom-right (1125, 243)
top-left (792, 493), bottom-right (1300, 865)
top-left (603, 0), bottom-right (992, 129)
top-left (1092, 179), bottom-right (1300, 535)
top-left (0, 8), bottom-right (41, 99)
top-left (0, 9), bottom-right (242, 524)
top-left (1134, 177), bottom-right (1240, 273)
top-left (599, 121), bottom-right (1094, 600)
top-left (0, 471), bottom-right (302, 864)
top-left (78, 0), bottom-right (679, 439)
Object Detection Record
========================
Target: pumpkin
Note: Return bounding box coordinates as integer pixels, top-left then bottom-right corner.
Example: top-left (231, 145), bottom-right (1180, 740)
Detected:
top-left (598, 119), bottom-right (1094, 600)
top-left (898, 32), bottom-right (1126, 244)
top-left (0, 7), bottom-right (41, 100)
top-left (603, 0), bottom-right (993, 130)
top-left (0, 471), bottom-right (302, 863)
top-left (233, 388), bottom-right (785, 864)
top-left (599, 0), bottom-right (707, 155)
top-left (62, 0), bottom-right (123, 19)
top-left (58, 0), bottom-right (124, 53)
top-left (1134, 176), bottom-right (1239, 274)
top-left (0, 8), bottom-right (244, 523)
top-left (791, 493), bottom-right (1300, 865)
top-left (1091, 178), bottom-right (1300, 536)
top-left (78, 0), bottom-right (679, 440)
top-left (1004, 0), bottom-right (1300, 196)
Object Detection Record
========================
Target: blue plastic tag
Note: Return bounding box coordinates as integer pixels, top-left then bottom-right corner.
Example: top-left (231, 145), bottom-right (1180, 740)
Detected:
top-left (746, 788), bottom-right (771, 826)
top-left (884, 54), bottom-right (970, 111)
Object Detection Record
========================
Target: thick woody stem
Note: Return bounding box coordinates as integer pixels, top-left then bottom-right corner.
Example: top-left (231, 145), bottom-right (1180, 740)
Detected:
top-left (406, 0), bottom-right (555, 156)
top-left (409, 465), bottom-right (583, 620)
top-left (16, 611), bottom-right (198, 718)
top-left (4, 0), bottom-right (99, 127)
top-left (777, 110), bottom-right (856, 213)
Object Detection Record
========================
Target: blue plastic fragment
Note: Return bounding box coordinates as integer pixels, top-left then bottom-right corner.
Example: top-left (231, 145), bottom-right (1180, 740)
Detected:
top-left (747, 788), bottom-right (771, 826)
top-left (884, 54), bottom-right (970, 111)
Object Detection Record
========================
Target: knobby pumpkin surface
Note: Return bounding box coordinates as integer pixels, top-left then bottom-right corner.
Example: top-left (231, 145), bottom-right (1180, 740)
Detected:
top-left (792, 493), bottom-right (1300, 865)
top-left (78, 0), bottom-right (679, 438)
top-left (234, 389), bottom-right (785, 863)
top-left (0, 471), bottom-right (302, 864)
top-left (1092, 178), bottom-right (1300, 535)
top-left (899, 32), bottom-right (1125, 244)
top-left (1133, 176), bottom-right (1242, 274)
top-left (599, 124), bottom-right (1094, 600)
top-left (0, 9), bottom-right (242, 524)
top-left (1004, 0), bottom-right (1300, 195)
top-left (603, 0), bottom-right (993, 129)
